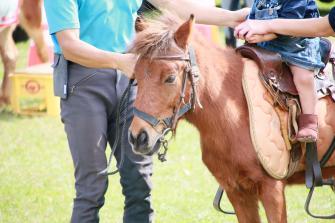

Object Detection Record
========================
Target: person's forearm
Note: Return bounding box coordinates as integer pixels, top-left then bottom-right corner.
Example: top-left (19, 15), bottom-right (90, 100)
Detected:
top-left (58, 36), bottom-right (118, 69)
top-left (268, 17), bottom-right (334, 37)
top-left (149, 0), bottom-right (248, 27)
top-left (56, 29), bottom-right (137, 78)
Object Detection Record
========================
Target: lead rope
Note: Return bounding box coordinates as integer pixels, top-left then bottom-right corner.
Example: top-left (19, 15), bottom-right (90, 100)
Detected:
top-left (99, 79), bottom-right (134, 176)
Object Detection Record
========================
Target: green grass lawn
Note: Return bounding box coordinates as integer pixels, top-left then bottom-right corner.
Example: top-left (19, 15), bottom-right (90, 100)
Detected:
top-left (1, 116), bottom-right (335, 223)
top-left (1, 40), bottom-right (335, 222)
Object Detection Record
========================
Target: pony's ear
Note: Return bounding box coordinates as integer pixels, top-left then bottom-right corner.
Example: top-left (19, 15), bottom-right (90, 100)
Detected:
top-left (135, 16), bottom-right (148, 33)
top-left (174, 14), bottom-right (195, 49)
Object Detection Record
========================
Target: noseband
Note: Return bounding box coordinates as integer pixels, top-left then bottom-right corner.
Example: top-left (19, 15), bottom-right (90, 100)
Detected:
top-left (133, 46), bottom-right (202, 161)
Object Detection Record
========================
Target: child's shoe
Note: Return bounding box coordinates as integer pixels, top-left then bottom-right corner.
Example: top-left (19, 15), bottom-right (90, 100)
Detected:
top-left (296, 114), bottom-right (318, 142)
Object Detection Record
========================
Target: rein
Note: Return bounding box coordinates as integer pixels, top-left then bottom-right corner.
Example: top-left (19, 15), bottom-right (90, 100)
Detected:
top-left (99, 78), bottom-right (135, 176)
top-left (133, 46), bottom-right (202, 161)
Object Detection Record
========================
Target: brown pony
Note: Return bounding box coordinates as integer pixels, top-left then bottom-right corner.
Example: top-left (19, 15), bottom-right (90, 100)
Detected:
top-left (0, 0), bottom-right (48, 105)
top-left (128, 14), bottom-right (335, 223)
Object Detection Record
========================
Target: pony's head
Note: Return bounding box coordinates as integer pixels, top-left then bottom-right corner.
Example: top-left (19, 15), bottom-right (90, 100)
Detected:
top-left (129, 14), bottom-right (196, 155)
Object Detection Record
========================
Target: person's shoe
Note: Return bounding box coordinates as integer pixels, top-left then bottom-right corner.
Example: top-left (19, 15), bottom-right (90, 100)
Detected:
top-left (296, 114), bottom-right (318, 143)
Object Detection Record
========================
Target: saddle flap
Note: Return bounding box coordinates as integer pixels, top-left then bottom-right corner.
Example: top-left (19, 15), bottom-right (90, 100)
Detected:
top-left (237, 44), bottom-right (298, 96)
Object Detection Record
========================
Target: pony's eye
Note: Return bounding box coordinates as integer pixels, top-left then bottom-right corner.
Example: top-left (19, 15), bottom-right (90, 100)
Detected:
top-left (165, 75), bottom-right (176, 84)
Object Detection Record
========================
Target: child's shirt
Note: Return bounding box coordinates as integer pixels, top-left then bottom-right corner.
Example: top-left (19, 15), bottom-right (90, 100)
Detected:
top-left (249, 0), bottom-right (320, 20)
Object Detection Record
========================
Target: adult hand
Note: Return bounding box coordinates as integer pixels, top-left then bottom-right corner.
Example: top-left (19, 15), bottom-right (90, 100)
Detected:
top-left (230, 8), bottom-right (251, 28)
top-left (234, 19), bottom-right (271, 40)
top-left (116, 53), bottom-right (139, 79)
top-left (245, 33), bottom-right (278, 43)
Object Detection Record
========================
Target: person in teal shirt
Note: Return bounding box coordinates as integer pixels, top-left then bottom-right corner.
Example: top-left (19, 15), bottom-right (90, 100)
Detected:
top-left (44, 0), bottom-right (249, 222)
top-left (46, 0), bottom-right (142, 54)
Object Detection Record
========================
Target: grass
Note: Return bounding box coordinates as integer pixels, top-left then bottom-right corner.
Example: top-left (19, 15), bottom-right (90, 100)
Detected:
top-left (1, 115), bottom-right (335, 223)
top-left (1, 39), bottom-right (335, 223)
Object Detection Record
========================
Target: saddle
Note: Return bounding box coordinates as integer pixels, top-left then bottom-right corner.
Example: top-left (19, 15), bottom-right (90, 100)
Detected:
top-left (237, 38), bottom-right (335, 143)
top-left (237, 38), bottom-right (335, 180)
top-left (237, 39), bottom-right (335, 110)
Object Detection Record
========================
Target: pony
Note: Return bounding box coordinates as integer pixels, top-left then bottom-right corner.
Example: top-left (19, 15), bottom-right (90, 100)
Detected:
top-left (0, 0), bottom-right (48, 105)
top-left (128, 13), bottom-right (335, 223)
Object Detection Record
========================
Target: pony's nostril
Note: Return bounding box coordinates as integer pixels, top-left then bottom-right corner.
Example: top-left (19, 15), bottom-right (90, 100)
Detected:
top-left (129, 131), bottom-right (136, 145)
top-left (137, 130), bottom-right (148, 146)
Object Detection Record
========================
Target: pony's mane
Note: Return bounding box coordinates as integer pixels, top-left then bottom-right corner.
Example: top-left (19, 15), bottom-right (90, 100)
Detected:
top-left (129, 12), bottom-right (184, 58)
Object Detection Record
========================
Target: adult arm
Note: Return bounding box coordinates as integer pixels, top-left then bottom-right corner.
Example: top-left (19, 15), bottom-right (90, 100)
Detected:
top-left (55, 29), bottom-right (137, 77)
top-left (148, 0), bottom-right (250, 27)
top-left (44, 0), bottom-right (136, 78)
top-left (264, 16), bottom-right (334, 37)
top-left (234, 7), bottom-right (335, 42)
top-left (235, 16), bottom-right (334, 42)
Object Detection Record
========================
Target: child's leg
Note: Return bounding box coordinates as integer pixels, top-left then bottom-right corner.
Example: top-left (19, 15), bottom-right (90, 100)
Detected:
top-left (290, 65), bottom-right (318, 142)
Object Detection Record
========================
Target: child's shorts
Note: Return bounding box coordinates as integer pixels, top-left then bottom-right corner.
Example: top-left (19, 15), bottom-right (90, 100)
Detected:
top-left (258, 37), bottom-right (325, 71)
top-left (250, 0), bottom-right (325, 70)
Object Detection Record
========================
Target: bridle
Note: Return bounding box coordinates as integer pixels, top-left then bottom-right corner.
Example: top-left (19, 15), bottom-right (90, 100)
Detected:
top-left (133, 46), bottom-right (202, 161)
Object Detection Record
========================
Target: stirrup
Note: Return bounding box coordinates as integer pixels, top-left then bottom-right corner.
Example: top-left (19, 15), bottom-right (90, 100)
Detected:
top-left (305, 182), bottom-right (335, 219)
top-left (213, 186), bottom-right (235, 215)
top-left (304, 142), bottom-right (335, 219)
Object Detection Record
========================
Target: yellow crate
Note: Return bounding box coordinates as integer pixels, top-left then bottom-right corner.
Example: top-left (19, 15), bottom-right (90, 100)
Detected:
top-left (10, 63), bottom-right (60, 117)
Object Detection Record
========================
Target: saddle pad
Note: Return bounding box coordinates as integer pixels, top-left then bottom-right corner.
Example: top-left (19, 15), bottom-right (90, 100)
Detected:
top-left (242, 59), bottom-right (291, 179)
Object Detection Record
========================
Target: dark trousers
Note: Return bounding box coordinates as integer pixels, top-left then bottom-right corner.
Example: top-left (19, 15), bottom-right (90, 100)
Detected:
top-left (60, 63), bottom-right (153, 223)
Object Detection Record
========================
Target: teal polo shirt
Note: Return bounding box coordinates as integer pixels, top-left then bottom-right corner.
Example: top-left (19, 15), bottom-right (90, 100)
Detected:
top-left (44, 0), bottom-right (142, 54)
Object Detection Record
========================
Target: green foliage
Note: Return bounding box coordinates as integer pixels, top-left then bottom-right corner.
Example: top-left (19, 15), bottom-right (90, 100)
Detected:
top-left (317, 0), bottom-right (335, 11)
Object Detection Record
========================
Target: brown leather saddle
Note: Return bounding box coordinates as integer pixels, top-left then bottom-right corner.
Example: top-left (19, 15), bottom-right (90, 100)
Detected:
top-left (236, 38), bottom-right (335, 111)
top-left (237, 38), bottom-right (335, 177)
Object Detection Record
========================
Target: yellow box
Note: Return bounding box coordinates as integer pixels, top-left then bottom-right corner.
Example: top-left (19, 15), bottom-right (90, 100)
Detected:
top-left (10, 63), bottom-right (60, 117)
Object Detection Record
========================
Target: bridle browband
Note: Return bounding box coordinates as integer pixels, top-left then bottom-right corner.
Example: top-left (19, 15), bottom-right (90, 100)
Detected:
top-left (133, 46), bottom-right (202, 161)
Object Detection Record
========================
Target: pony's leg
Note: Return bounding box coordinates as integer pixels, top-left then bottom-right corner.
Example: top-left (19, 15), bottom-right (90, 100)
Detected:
top-left (225, 187), bottom-right (261, 223)
top-left (259, 178), bottom-right (287, 223)
top-left (19, 0), bottom-right (49, 63)
top-left (0, 25), bottom-right (18, 104)
top-left (201, 149), bottom-right (261, 222)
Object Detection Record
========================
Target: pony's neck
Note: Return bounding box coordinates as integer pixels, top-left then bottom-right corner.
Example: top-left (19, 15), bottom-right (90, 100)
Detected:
top-left (184, 39), bottom-right (246, 136)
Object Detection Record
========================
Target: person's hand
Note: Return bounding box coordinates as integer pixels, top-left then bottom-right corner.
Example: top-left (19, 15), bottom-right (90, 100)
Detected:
top-left (234, 19), bottom-right (271, 40)
top-left (116, 53), bottom-right (139, 79)
top-left (230, 8), bottom-right (251, 27)
top-left (245, 33), bottom-right (278, 43)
